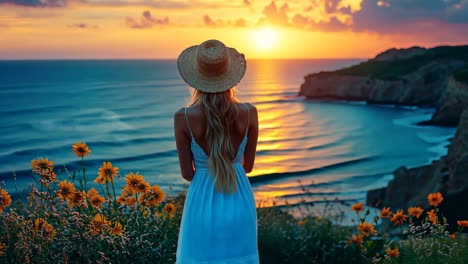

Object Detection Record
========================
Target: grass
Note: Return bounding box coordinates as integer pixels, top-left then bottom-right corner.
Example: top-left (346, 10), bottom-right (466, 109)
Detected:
top-left (1, 142), bottom-right (468, 263)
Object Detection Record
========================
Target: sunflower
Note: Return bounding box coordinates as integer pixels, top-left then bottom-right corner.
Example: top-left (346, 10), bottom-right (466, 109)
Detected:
top-left (136, 181), bottom-right (150, 193)
top-left (31, 157), bottom-right (54, 172)
top-left (33, 218), bottom-right (57, 239)
top-left (390, 210), bottom-right (408, 226)
top-left (139, 185), bottom-right (165, 205)
top-left (124, 172), bottom-right (144, 193)
top-left (351, 202), bottom-right (364, 213)
top-left (386, 247), bottom-right (400, 258)
top-left (164, 203), bottom-right (176, 214)
top-left (408, 207), bottom-right (423, 219)
top-left (349, 234), bottom-right (363, 245)
top-left (427, 209), bottom-right (437, 225)
top-left (87, 189), bottom-right (105, 208)
top-left (72, 142), bottom-right (91, 157)
top-left (68, 191), bottom-right (86, 208)
top-left (457, 220), bottom-right (468, 228)
top-left (0, 188), bottom-right (12, 212)
top-left (57, 180), bottom-right (76, 200)
top-left (95, 162), bottom-right (119, 184)
top-left (89, 214), bottom-right (109, 236)
top-left (117, 190), bottom-right (133, 205)
top-left (380, 207), bottom-right (392, 218)
top-left (87, 188), bottom-right (99, 198)
top-left (109, 221), bottom-right (124, 236)
top-left (357, 222), bottom-right (377, 237)
top-left (126, 197), bottom-right (137, 206)
top-left (427, 192), bottom-right (443, 207)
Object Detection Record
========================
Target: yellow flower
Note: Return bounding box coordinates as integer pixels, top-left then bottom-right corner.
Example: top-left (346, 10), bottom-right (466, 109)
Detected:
top-left (390, 210), bottom-right (408, 226)
top-left (117, 190), bottom-right (133, 205)
top-left (68, 190), bottom-right (86, 208)
top-left (33, 218), bottom-right (57, 239)
top-left (139, 185), bottom-right (165, 205)
top-left (164, 203), bottom-right (176, 214)
top-left (89, 214), bottom-right (109, 236)
top-left (408, 207), bottom-right (423, 219)
top-left (349, 234), bottom-right (364, 245)
top-left (109, 221), bottom-right (124, 236)
top-left (357, 222), bottom-right (377, 237)
top-left (427, 192), bottom-right (443, 207)
top-left (386, 247), bottom-right (400, 258)
top-left (124, 172), bottom-right (144, 193)
top-left (31, 157), bottom-right (54, 171)
top-left (31, 157), bottom-right (57, 181)
top-left (87, 188), bottom-right (99, 198)
top-left (72, 142), bottom-right (91, 157)
top-left (0, 188), bottom-right (12, 212)
top-left (0, 242), bottom-right (6, 256)
top-left (136, 181), bottom-right (150, 193)
top-left (457, 220), bottom-right (468, 228)
top-left (351, 202), bottom-right (364, 213)
top-left (87, 189), bottom-right (105, 208)
top-left (57, 180), bottom-right (76, 200)
top-left (380, 207), bottom-right (392, 218)
top-left (126, 197), bottom-right (137, 206)
top-left (95, 162), bottom-right (119, 184)
top-left (427, 209), bottom-right (437, 225)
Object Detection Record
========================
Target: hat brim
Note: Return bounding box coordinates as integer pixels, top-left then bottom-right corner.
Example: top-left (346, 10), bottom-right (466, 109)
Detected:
top-left (177, 45), bottom-right (246, 93)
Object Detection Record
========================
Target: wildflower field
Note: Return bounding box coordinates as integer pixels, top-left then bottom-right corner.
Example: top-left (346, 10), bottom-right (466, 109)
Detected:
top-left (0, 143), bottom-right (467, 263)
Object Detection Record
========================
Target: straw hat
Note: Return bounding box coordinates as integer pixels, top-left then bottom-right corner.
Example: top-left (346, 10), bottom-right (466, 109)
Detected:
top-left (177, 39), bottom-right (246, 93)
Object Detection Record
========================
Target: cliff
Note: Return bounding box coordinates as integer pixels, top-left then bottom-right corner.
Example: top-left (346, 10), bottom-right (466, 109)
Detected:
top-left (367, 109), bottom-right (468, 227)
top-left (299, 45), bottom-right (468, 225)
top-left (299, 45), bottom-right (468, 126)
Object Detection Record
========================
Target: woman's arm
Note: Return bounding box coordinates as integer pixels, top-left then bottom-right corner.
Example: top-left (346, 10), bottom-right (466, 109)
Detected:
top-left (243, 104), bottom-right (258, 173)
top-left (174, 108), bottom-right (195, 181)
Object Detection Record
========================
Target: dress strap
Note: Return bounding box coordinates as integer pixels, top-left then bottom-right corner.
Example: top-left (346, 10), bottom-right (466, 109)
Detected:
top-left (244, 104), bottom-right (250, 136)
top-left (184, 107), bottom-right (194, 137)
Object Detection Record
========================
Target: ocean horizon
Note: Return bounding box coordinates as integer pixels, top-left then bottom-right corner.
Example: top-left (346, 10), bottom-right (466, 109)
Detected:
top-left (0, 59), bottom-right (456, 208)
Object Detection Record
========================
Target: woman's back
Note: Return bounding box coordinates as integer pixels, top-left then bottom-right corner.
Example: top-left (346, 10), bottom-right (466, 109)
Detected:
top-left (184, 102), bottom-right (252, 159)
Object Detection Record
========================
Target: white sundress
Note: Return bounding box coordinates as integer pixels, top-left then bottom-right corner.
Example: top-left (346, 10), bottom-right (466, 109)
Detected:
top-left (176, 107), bottom-right (259, 264)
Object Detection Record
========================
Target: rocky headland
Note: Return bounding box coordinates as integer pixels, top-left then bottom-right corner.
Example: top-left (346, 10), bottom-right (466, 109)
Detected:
top-left (299, 45), bottom-right (468, 226)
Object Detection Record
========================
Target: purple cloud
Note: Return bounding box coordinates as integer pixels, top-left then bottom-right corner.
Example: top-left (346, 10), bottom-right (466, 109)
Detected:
top-left (126, 10), bottom-right (169, 29)
top-left (68, 23), bottom-right (98, 29)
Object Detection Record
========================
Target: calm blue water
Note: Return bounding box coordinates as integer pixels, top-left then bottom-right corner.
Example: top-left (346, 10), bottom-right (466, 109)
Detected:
top-left (0, 59), bottom-right (456, 207)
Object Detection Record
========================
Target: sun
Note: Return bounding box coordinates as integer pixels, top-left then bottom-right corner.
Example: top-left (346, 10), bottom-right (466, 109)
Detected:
top-left (252, 28), bottom-right (278, 51)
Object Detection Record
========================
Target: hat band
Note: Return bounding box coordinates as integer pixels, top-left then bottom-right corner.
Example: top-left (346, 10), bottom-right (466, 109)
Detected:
top-left (197, 56), bottom-right (229, 77)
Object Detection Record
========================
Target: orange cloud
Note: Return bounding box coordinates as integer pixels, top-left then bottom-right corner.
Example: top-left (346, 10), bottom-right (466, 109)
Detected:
top-left (203, 15), bottom-right (248, 27)
top-left (262, 1), bottom-right (289, 25)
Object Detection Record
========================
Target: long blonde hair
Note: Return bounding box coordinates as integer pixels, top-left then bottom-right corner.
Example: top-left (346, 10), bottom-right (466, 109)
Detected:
top-left (192, 89), bottom-right (239, 193)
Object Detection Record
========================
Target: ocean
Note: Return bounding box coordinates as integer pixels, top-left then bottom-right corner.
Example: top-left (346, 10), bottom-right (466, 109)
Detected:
top-left (0, 59), bottom-right (456, 210)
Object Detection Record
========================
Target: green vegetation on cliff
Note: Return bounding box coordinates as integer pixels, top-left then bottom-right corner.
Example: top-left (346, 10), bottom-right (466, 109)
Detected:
top-left (335, 45), bottom-right (468, 84)
top-left (454, 66), bottom-right (468, 84)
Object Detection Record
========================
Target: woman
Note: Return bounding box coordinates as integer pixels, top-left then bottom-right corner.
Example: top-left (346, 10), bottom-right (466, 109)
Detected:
top-left (174, 39), bottom-right (259, 263)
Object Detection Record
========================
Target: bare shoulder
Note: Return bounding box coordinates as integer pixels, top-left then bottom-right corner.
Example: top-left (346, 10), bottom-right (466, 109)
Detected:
top-left (240, 102), bottom-right (257, 112)
top-left (174, 107), bottom-right (185, 119)
top-left (241, 102), bottom-right (258, 117)
top-left (173, 107), bottom-right (187, 127)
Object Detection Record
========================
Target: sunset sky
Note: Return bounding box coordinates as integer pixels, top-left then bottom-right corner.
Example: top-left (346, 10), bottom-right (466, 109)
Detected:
top-left (1, 0), bottom-right (468, 59)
